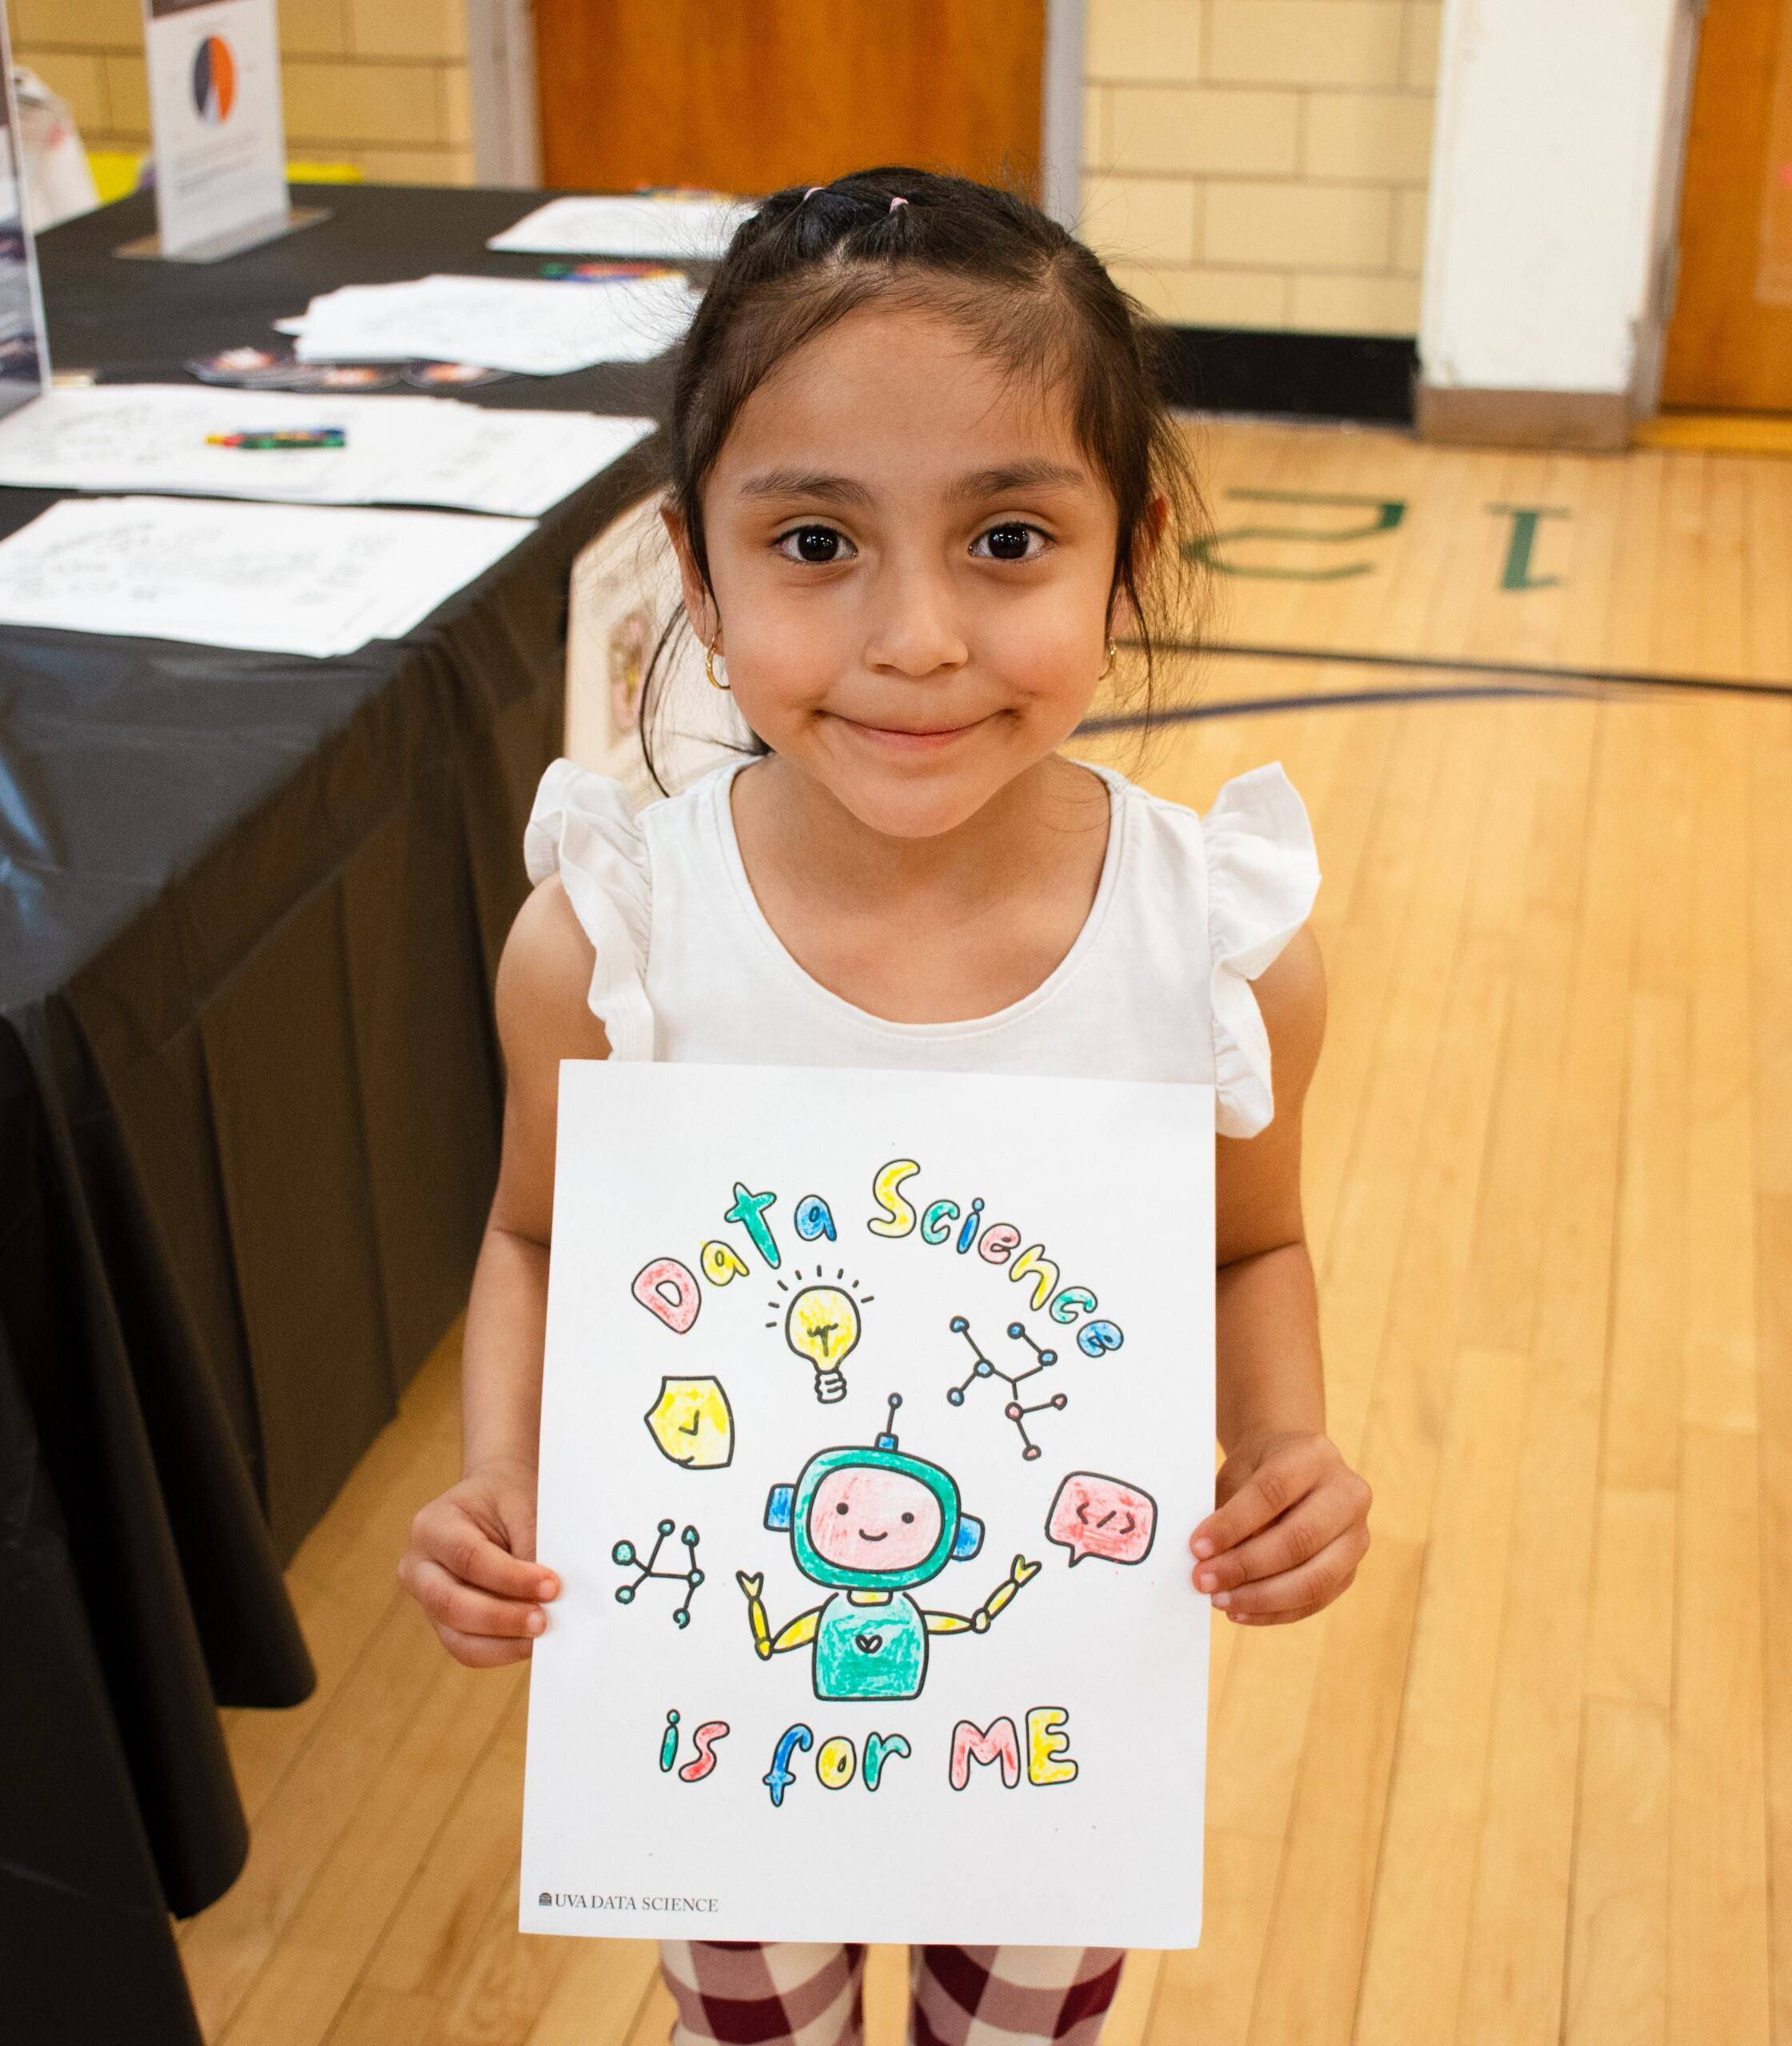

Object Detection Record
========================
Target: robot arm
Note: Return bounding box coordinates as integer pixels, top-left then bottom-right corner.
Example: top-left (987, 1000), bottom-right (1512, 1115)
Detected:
top-left (772, 1609), bottom-right (822, 1652)
top-left (736, 1571), bottom-right (821, 1658)
top-left (923, 1554), bottom-right (1041, 1635)
top-left (971, 1553), bottom-right (1041, 1632)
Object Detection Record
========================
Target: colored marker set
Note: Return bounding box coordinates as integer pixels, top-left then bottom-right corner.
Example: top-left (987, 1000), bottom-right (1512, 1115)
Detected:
top-left (205, 427), bottom-right (346, 450)
top-left (538, 260), bottom-right (683, 284)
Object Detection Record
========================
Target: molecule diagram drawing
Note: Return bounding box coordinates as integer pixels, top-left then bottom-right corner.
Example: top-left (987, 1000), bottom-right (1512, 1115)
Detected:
top-left (945, 1315), bottom-right (1069, 1461)
top-left (613, 1519), bottom-right (704, 1626)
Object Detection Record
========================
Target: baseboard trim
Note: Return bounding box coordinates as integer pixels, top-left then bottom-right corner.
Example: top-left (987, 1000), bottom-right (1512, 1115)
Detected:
top-left (1416, 383), bottom-right (1631, 451)
top-left (1161, 328), bottom-right (1418, 425)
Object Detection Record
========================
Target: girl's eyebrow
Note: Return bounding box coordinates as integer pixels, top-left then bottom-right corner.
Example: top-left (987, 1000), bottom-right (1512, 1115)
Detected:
top-left (735, 459), bottom-right (1089, 507)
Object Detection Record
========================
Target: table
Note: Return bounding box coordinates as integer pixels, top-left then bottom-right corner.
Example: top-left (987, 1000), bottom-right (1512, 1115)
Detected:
top-left (0, 181), bottom-right (687, 2044)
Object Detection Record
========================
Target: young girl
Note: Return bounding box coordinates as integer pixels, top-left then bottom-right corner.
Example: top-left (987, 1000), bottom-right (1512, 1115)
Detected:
top-left (400, 165), bottom-right (1372, 2046)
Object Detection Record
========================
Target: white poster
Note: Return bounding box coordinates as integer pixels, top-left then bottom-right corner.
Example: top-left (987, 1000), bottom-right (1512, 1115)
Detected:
top-left (142, 0), bottom-right (287, 257)
top-left (520, 1061), bottom-right (1213, 1949)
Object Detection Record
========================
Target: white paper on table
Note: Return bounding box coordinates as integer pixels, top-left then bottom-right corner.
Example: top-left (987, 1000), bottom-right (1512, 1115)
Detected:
top-left (0, 386), bottom-right (657, 516)
top-left (289, 273), bottom-right (704, 376)
top-left (488, 193), bottom-right (759, 259)
top-left (0, 495), bottom-right (537, 656)
top-left (520, 1061), bottom-right (1213, 1949)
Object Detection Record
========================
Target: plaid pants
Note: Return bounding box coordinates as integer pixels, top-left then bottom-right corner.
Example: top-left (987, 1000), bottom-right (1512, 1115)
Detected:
top-left (657, 1941), bottom-right (1125, 2045)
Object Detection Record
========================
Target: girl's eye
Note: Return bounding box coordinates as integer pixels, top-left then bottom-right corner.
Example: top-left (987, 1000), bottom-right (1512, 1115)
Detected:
top-left (973, 522), bottom-right (1049, 563)
top-left (773, 524), bottom-right (855, 564)
top-left (772, 522), bottom-right (1050, 564)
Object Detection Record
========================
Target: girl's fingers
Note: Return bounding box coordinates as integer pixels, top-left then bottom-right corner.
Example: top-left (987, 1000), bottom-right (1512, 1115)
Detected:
top-left (408, 1556), bottom-right (548, 1641)
top-left (434, 1620), bottom-right (536, 1667)
top-left (1190, 1491), bottom-right (1341, 1596)
top-left (412, 1503), bottom-right (556, 1601)
top-left (1189, 1437), bottom-right (1326, 1558)
top-left (1209, 1529), bottom-right (1365, 1618)
top-left (1229, 1563), bottom-right (1360, 1626)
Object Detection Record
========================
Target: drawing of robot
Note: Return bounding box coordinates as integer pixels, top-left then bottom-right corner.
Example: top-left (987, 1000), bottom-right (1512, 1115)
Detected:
top-left (735, 1395), bottom-right (1041, 1702)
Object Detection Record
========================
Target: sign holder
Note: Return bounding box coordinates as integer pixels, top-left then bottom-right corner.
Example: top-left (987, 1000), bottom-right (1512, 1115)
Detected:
top-left (118, 0), bottom-right (329, 265)
top-left (113, 206), bottom-right (331, 265)
top-left (0, 0), bottom-right (50, 417)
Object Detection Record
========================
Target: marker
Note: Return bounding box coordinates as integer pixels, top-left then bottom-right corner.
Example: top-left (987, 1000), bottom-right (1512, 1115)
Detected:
top-left (205, 428), bottom-right (346, 449)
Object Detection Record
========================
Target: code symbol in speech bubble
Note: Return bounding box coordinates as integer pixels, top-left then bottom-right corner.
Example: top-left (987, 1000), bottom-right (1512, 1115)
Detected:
top-left (1045, 1471), bottom-right (1157, 1567)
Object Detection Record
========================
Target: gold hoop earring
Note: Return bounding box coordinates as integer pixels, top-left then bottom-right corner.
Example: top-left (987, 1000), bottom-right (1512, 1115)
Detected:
top-left (706, 638), bottom-right (730, 691)
top-left (1098, 637), bottom-right (1117, 681)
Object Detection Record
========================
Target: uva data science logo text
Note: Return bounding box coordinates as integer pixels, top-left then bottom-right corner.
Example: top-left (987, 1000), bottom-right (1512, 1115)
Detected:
top-left (538, 1892), bottom-right (719, 1913)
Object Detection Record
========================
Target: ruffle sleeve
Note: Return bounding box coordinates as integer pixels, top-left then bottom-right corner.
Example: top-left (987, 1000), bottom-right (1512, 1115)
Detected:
top-left (522, 758), bottom-right (655, 1061)
top-left (1202, 760), bottom-right (1321, 1139)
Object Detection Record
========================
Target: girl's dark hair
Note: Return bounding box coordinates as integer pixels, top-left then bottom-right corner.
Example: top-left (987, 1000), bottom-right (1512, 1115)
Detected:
top-left (633, 162), bottom-right (1209, 791)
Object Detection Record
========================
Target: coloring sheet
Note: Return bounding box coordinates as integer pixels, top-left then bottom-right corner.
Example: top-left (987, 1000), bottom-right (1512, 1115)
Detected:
top-left (286, 273), bottom-right (703, 376)
top-left (0, 495), bottom-right (535, 655)
top-left (521, 1061), bottom-right (1213, 1948)
top-left (488, 193), bottom-right (759, 260)
top-left (0, 386), bottom-right (655, 516)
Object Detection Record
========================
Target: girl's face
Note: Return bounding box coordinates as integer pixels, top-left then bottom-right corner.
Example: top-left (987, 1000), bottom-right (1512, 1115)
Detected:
top-left (664, 299), bottom-right (1134, 839)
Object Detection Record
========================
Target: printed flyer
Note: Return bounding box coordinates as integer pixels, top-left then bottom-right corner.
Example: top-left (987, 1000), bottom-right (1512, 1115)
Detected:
top-left (520, 1060), bottom-right (1213, 1948)
top-left (142, 0), bottom-right (288, 257)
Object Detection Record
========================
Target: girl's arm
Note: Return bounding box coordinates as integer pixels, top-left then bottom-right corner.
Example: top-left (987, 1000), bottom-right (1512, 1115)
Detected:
top-left (1191, 923), bottom-right (1372, 1625)
top-left (399, 874), bottom-right (611, 1666)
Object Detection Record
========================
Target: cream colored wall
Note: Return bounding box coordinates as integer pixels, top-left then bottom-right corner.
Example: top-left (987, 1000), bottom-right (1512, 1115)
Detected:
top-left (1080, 0), bottom-right (1441, 335)
top-left (14, 0), bottom-right (475, 186)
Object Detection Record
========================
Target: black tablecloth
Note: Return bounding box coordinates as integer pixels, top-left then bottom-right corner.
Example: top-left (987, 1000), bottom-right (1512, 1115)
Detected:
top-left (0, 181), bottom-right (687, 2044)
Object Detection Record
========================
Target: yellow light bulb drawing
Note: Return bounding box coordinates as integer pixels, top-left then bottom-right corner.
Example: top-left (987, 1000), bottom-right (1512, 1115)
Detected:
top-left (785, 1284), bottom-right (861, 1403)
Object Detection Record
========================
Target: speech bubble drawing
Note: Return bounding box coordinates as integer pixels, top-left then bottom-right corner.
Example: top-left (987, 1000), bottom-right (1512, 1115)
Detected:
top-left (1045, 1471), bottom-right (1157, 1567)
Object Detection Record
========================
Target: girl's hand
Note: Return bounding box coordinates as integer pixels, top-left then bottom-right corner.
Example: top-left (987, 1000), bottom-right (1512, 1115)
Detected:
top-left (399, 1458), bottom-right (560, 1667)
top-left (1188, 1430), bottom-right (1370, 1625)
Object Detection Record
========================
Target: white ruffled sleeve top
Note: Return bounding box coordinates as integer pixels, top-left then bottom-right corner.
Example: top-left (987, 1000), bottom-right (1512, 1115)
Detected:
top-left (523, 753), bottom-right (1320, 1138)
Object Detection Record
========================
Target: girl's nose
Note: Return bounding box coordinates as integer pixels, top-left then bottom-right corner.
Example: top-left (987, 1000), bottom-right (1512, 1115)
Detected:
top-left (862, 563), bottom-right (970, 679)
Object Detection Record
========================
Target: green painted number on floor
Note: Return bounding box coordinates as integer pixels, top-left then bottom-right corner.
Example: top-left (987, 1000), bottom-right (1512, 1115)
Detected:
top-left (1487, 505), bottom-right (1570, 591)
top-left (1185, 489), bottom-right (1408, 581)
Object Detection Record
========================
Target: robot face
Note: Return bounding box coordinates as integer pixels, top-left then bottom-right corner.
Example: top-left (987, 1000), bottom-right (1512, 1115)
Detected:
top-left (807, 1466), bottom-right (943, 1573)
top-left (775, 1442), bottom-right (976, 1590)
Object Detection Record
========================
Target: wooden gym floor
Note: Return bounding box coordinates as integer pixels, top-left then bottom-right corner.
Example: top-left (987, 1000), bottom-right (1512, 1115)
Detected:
top-left (175, 418), bottom-right (1791, 2044)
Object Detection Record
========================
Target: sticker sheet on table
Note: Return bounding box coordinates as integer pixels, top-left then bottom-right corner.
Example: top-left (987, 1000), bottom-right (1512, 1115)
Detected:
top-left (520, 1060), bottom-right (1214, 1948)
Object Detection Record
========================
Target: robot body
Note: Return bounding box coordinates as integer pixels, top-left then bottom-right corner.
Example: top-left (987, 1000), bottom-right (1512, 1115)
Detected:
top-left (736, 1396), bottom-right (1040, 1702)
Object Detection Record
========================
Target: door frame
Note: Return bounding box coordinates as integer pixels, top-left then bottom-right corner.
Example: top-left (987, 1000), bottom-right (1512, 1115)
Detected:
top-left (1041, 0), bottom-right (1085, 229)
top-left (467, 0), bottom-right (541, 187)
top-left (1632, 0), bottom-right (1706, 417)
top-left (467, 0), bottom-right (1078, 217)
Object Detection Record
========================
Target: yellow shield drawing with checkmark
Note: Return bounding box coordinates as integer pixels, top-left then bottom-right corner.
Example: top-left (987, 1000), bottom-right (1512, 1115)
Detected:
top-left (643, 1376), bottom-right (735, 1469)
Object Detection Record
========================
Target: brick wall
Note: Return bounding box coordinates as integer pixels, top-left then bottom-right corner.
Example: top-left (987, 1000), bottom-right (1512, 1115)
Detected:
top-left (1081, 0), bottom-right (1441, 334)
top-left (14, 0), bottom-right (475, 186)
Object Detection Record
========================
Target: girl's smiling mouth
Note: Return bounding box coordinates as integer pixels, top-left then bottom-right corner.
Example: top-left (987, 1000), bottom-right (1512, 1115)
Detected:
top-left (832, 712), bottom-right (991, 751)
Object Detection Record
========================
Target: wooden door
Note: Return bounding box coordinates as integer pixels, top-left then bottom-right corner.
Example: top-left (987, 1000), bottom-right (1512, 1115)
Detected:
top-left (533, 0), bottom-right (1045, 202)
top-left (1663, 0), bottom-right (1792, 409)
